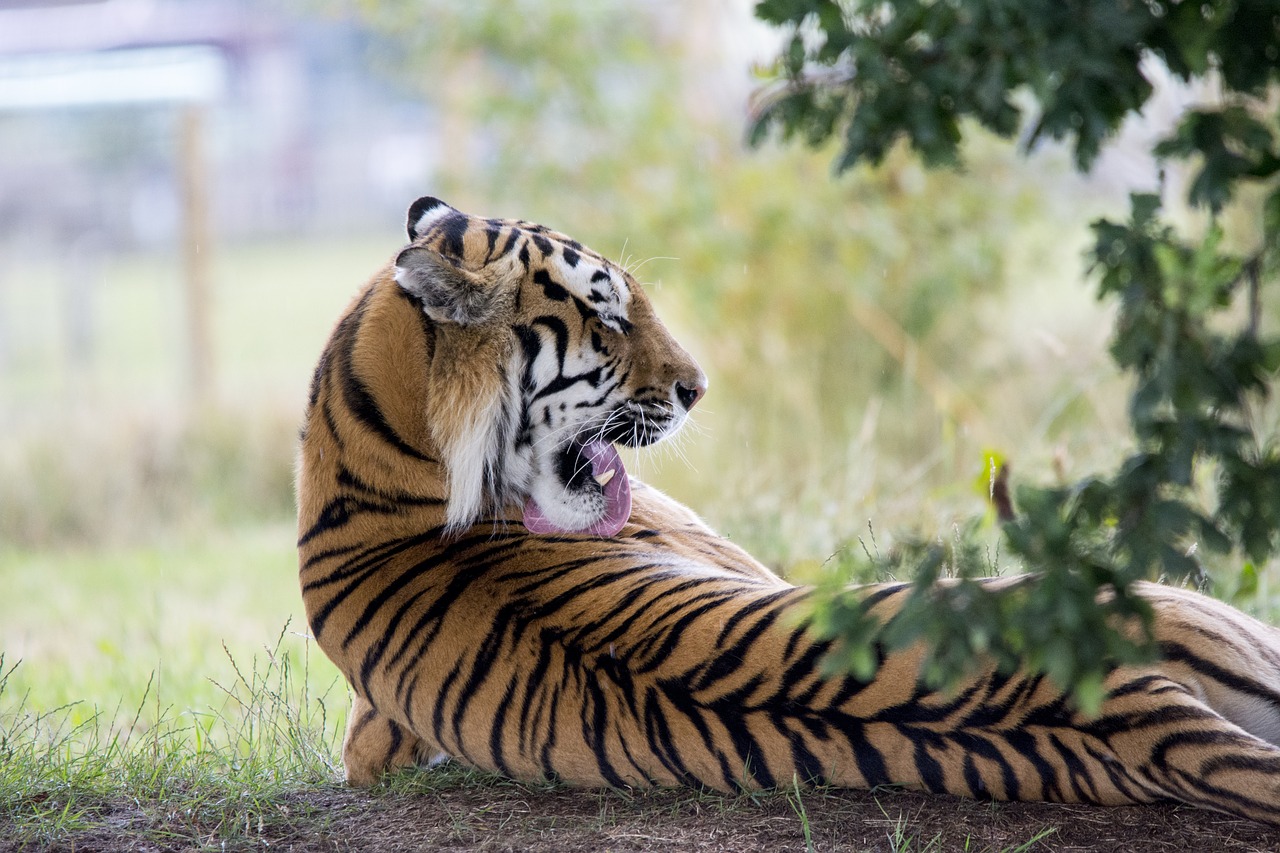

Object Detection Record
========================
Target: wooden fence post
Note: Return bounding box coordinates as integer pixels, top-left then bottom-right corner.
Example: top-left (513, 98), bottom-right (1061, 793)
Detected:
top-left (179, 103), bottom-right (214, 402)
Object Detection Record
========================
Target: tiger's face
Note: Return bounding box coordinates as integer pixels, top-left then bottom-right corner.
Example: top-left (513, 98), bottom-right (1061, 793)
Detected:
top-left (393, 196), bottom-right (706, 536)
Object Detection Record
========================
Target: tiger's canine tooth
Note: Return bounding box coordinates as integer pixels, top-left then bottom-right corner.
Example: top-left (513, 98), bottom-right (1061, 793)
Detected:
top-left (593, 468), bottom-right (617, 488)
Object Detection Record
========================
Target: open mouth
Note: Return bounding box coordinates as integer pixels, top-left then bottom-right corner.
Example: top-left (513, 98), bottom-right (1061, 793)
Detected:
top-left (520, 405), bottom-right (682, 537)
top-left (521, 438), bottom-right (632, 537)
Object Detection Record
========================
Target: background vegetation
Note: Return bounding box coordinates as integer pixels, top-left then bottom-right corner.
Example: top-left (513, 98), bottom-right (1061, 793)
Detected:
top-left (752, 0), bottom-right (1280, 707)
top-left (2, 0), bottom-right (1276, 847)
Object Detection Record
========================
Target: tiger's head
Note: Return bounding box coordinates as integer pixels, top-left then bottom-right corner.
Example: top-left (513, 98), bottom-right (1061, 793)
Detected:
top-left (393, 196), bottom-right (706, 537)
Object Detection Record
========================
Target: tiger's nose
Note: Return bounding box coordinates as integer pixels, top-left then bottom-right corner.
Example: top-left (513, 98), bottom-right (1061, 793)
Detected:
top-left (674, 378), bottom-right (706, 411)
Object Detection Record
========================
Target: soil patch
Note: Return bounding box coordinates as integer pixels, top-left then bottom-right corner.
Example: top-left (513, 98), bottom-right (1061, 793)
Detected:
top-left (6, 781), bottom-right (1280, 853)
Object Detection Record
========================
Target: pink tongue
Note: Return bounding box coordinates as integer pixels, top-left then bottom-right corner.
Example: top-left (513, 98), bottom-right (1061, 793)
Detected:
top-left (522, 440), bottom-right (631, 537)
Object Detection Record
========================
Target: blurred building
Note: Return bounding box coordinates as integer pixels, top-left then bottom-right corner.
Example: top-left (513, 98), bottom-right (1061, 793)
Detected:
top-left (0, 0), bottom-right (435, 257)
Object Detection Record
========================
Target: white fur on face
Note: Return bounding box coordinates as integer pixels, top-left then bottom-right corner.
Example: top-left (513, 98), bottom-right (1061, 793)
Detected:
top-left (441, 390), bottom-right (506, 533)
top-left (442, 349), bottom-right (532, 533)
top-left (514, 314), bottom-right (629, 529)
top-left (526, 464), bottom-right (607, 530)
top-left (561, 261), bottom-right (630, 308)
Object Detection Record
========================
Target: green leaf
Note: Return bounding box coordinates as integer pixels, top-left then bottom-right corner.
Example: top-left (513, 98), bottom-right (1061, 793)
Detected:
top-left (1265, 186), bottom-right (1280, 246)
top-left (1072, 673), bottom-right (1106, 718)
top-left (1238, 563), bottom-right (1259, 600)
top-left (1129, 193), bottom-right (1162, 229)
top-left (755, 0), bottom-right (822, 26)
top-left (1261, 340), bottom-right (1280, 374)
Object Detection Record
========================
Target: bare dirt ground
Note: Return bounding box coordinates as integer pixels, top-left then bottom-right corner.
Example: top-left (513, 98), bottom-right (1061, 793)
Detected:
top-left (7, 782), bottom-right (1280, 853)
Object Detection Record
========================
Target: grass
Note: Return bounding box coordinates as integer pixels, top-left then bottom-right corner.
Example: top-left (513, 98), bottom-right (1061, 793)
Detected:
top-left (0, 233), bottom-right (385, 550)
top-left (788, 776), bottom-right (816, 853)
top-left (0, 630), bottom-right (343, 849)
top-left (0, 526), bottom-right (327, 714)
top-left (5, 640), bottom-right (1278, 853)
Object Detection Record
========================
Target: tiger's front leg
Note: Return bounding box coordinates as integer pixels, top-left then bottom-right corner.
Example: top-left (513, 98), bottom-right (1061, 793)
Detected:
top-left (341, 693), bottom-right (430, 786)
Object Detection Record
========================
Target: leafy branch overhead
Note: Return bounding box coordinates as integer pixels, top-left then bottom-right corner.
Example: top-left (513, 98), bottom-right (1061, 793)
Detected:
top-left (752, 0), bottom-right (1280, 177)
top-left (752, 0), bottom-right (1280, 709)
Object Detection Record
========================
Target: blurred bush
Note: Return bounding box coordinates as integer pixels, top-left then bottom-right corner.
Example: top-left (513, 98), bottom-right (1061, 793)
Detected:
top-left (342, 0), bottom-right (1122, 562)
top-left (1, 1), bottom-right (1125, 562)
top-left (0, 408), bottom-right (297, 548)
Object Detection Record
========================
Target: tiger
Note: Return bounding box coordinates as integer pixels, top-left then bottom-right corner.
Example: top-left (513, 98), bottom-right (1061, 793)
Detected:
top-left (297, 196), bottom-right (1280, 825)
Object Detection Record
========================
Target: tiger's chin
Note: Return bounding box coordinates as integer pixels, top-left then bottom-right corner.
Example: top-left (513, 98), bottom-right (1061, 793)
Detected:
top-left (522, 439), bottom-right (633, 537)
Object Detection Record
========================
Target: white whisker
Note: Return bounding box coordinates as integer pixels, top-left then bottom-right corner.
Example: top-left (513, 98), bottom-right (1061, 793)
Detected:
top-left (617, 238), bottom-right (632, 277)
top-left (530, 417), bottom-right (593, 454)
top-left (624, 255), bottom-right (679, 277)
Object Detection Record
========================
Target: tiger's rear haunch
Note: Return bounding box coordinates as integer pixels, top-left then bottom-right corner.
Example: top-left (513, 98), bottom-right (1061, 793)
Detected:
top-left (299, 197), bottom-right (1280, 825)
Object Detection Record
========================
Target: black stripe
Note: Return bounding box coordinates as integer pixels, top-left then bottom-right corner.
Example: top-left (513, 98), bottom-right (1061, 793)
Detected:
top-left (500, 228), bottom-right (522, 261)
top-left (431, 657), bottom-right (465, 756)
top-left (582, 668), bottom-right (628, 787)
top-left (482, 226), bottom-right (501, 262)
top-left (1047, 732), bottom-right (1101, 803)
top-left (642, 685), bottom-right (696, 785)
top-left (713, 592), bottom-right (784, 647)
top-left (1082, 741), bottom-right (1148, 803)
top-left (860, 583), bottom-right (912, 610)
top-left (1160, 640), bottom-right (1280, 704)
top-left (787, 722), bottom-right (829, 785)
top-left (539, 681), bottom-right (562, 778)
top-left (633, 593), bottom-right (744, 675)
top-left (306, 534), bottom-right (444, 638)
top-left (517, 640), bottom-right (558, 757)
top-left (963, 754), bottom-right (985, 799)
top-left (335, 296), bottom-right (433, 463)
top-left (379, 541), bottom-right (524, 679)
top-left (438, 211), bottom-right (468, 257)
top-left (385, 719), bottom-right (404, 767)
top-left (658, 678), bottom-right (743, 790)
top-left (910, 735), bottom-right (947, 793)
top-left (450, 616), bottom-right (513, 747)
top-left (534, 269), bottom-right (569, 301)
top-left (488, 672), bottom-right (521, 778)
top-left (1001, 728), bottom-right (1049, 800)
top-left (781, 641), bottom-right (835, 703)
top-left (710, 677), bottom-right (776, 789)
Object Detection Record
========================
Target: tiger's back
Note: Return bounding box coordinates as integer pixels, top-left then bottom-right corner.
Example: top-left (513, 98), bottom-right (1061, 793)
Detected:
top-left (298, 197), bottom-right (1280, 825)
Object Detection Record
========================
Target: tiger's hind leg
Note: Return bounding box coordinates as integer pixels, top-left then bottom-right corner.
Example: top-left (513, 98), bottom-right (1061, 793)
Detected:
top-left (1101, 675), bottom-right (1280, 824)
top-left (341, 694), bottom-right (428, 786)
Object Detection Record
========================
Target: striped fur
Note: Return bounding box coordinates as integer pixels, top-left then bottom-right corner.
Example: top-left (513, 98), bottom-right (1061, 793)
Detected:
top-left (298, 198), bottom-right (1280, 824)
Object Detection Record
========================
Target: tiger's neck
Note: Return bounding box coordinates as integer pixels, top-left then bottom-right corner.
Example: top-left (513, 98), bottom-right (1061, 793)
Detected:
top-left (296, 274), bottom-right (454, 559)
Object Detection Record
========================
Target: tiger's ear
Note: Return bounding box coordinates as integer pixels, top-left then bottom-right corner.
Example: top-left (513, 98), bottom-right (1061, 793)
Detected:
top-left (394, 246), bottom-right (501, 326)
top-left (406, 196), bottom-right (451, 241)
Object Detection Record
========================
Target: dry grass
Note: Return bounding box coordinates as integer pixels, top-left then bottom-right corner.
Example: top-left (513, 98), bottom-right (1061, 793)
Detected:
top-left (6, 769), bottom-right (1280, 853)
